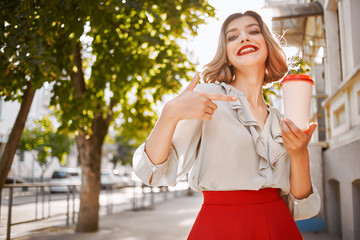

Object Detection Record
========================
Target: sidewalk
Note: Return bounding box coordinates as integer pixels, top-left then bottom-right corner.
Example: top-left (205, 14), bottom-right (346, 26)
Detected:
top-left (15, 192), bottom-right (338, 240)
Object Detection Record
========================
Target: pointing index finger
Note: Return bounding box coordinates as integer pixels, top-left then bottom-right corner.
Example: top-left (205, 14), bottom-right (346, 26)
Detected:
top-left (185, 72), bottom-right (200, 91)
top-left (200, 92), bottom-right (238, 101)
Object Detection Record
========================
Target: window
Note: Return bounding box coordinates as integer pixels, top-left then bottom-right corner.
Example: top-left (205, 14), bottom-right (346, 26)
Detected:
top-left (333, 104), bottom-right (345, 127)
top-left (327, 179), bottom-right (342, 237)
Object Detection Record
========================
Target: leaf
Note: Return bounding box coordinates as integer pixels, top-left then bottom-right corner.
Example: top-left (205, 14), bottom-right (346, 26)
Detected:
top-left (18, 115), bottom-right (74, 167)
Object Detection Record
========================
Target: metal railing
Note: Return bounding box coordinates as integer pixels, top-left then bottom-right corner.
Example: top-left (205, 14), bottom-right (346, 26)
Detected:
top-left (0, 181), bottom-right (189, 240)
top-left (1, 183), bottom-right (79, 240)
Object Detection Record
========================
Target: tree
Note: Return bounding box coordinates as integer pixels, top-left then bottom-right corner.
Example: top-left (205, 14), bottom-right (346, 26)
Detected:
top-left (1, 0), bottom-right (215, 232)
top-left (288, 55), bottom-right (311, 75)
top-left (263, 82), bottom-right (281, 106)
top-left (18, 115), bottom-right (73, 181)
top-left (0, 0), bottom-right (63, 192)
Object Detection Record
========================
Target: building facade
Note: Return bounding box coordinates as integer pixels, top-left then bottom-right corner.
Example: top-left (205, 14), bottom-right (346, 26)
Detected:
top-left (265, 0), bottom-right (360, 239)
top-left (322, 0), bottom-right (360, 239)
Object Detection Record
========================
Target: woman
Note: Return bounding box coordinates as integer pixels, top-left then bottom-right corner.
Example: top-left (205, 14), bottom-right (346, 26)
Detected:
top-left (133, 11), bottom-right (320, 239)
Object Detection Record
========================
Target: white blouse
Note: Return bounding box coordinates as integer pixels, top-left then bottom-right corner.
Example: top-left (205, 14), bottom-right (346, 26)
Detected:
top-left (133, 82), bottom-right (321, 221)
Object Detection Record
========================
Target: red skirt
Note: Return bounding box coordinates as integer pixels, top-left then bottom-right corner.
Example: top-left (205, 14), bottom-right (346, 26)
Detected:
top-left (187, 188), bottom-right (303, 240)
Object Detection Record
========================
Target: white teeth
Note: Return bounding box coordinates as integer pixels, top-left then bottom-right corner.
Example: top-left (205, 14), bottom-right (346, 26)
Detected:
top-left (239, 47), bottom-right (256, 55)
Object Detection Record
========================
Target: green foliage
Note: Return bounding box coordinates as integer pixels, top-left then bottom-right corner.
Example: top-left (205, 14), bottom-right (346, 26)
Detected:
top-left (287, 56), bottom-right (311, 75)
top-left (263, 82), bottom-right (281, 106)
top-left (0, 0), bottom-right (82, 101)
top-left (2, 1), bottom-right (214, 229)
top-left (18, 115), bottom-right (74, 166)
top-left (1, 0), bottom-right (215, 144)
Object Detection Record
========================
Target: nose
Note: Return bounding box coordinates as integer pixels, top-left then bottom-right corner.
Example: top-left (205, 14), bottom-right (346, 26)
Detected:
top-left (240, 37), bottom-right (250, 44)
top-left (239, 32), bottom-right (251, 43)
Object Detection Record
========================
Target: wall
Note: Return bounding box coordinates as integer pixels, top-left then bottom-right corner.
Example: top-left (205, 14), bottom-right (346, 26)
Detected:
top-left (322, 0), bottom-right (360, 238)
top-left (323, 139), bottom-right (360, 240)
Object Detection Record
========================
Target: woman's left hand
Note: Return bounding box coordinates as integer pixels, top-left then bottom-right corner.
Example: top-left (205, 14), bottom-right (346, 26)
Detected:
top-left (280, 118), bottom-right (318, 157)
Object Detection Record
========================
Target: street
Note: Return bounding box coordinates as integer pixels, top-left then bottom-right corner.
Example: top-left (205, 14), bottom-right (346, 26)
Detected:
top-left (1, 185), bottom-right (189, 239)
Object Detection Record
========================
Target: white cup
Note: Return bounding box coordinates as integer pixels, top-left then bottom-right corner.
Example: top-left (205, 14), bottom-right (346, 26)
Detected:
top-left (281, 74), bottom-right (314, 130)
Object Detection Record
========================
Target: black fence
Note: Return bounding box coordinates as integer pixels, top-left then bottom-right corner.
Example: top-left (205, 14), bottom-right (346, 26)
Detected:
top-left (0, 181), bottom-right (190, 240)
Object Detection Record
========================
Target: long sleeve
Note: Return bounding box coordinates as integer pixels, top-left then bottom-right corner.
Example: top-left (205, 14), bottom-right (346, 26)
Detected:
top-left (132, 118), bottom-right (203, 187)
top-left (133, 81), bottom-right (322, 210)
top-left (280, 184), bottom-right (321, 221)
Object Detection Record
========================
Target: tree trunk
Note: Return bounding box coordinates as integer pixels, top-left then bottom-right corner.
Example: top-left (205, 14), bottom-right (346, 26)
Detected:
top-left (71, 41), bottom-right (115, 232)
top-left (76, 113), bottom-right (112, 232)
top-left (0, 81), bottom-right (36, 192)
top-left (41, 158), bottom-right (55, 182)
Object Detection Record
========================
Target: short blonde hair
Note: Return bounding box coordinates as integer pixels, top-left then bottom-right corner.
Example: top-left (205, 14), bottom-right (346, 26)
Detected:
top-left (202, 11), bottom-right (288, 85)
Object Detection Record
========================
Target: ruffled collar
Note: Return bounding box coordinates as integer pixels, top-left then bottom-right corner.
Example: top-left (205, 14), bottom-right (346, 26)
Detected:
top-left (220, 82), bottom-right (272, 128)
top-left (220, 82), bottom-right (286, 177)
top-left (220, 82), bottom-right (256, 126)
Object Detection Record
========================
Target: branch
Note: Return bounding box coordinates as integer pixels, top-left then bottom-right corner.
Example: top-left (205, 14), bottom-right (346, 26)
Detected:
top-left (71, 42), bottom-right (86, 97)
top-left (105, 98), bottom-right (117, 126)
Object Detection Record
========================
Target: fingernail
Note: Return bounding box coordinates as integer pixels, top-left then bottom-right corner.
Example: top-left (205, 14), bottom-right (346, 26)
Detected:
top-left (232, 97), bottom-right (237, 100)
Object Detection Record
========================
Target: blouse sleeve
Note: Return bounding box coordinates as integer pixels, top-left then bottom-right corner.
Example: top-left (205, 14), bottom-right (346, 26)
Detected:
top-left (132, 117), bottom-right (203, 187)
top-left (280, 184), bottom-right (321, 221)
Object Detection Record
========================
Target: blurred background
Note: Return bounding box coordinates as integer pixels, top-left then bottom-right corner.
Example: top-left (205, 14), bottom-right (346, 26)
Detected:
top-left (1, 0), bottom-right (359, 239)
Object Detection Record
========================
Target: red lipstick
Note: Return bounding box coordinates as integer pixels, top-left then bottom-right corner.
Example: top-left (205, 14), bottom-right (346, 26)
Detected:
top-left (237, 45), bottom-right (258, 56)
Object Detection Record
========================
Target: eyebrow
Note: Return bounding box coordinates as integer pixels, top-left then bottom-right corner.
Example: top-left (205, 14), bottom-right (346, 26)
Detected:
top-left (225, 23), bottom-right (260, 35)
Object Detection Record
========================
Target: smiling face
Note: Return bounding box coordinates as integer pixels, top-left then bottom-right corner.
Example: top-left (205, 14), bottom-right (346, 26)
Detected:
top-left (225, 16), bottom-right (268, 71)
top-left (202, 11), bottom-right (288, 84)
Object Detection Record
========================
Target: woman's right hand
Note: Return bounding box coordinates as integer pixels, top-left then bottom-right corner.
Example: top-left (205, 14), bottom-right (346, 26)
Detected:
top-left (164, 73), bottom-right (238, 122)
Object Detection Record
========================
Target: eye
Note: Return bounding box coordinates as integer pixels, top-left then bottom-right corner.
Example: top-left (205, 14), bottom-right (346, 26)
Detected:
top-left (249, 30), bottom-right (260, 35)
top-left (227, 34), bottom-right (238, 41)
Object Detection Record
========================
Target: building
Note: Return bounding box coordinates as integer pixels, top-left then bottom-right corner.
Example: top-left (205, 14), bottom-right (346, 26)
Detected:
top-left (0, 84), bottom-right (129, 182)
top-left (264, 0), bottom-right (360, 239)
top-left (0, 84), bottom-right (78, 181)
top-left (322, 0), bottom-right (360, 239)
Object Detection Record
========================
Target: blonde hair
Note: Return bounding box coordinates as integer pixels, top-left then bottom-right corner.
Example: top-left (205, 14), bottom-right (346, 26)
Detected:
top-left (202, 11), bottom-right (288, 85)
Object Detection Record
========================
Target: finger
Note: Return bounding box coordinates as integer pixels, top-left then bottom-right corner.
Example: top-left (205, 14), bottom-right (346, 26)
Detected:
top-left (284, 118), bottom-right (303, 137)
top-left (303, 122), bottom-right (318, 137)
top-left (207, 101), bottom-right (218, 111)
top-left (281, 132), bottom-right (292, 146)
top-left (200, 92), bottom-right (237, 101)
top-left (281, 119), bottom-right (298, 142)
top-left (185, 72), bottom-right (200, 91)
top-left (204, 106), bottom-right (215, 115)
top-left (281, 126), bottom-right (298, 150)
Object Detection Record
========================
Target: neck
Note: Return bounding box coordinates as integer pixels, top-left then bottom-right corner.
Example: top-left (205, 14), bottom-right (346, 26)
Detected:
top-left (230, 64), bottom-right (266, 108)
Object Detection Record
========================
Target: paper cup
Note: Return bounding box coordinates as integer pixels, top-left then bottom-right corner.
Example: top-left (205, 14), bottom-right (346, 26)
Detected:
top-left (280, 74), bottom-right (314, 130)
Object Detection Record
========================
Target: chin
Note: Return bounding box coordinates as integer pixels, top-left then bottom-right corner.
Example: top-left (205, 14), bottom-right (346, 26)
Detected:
top-left (230, 54), bottom-right (267, 68)
top-left (234, 60), bottom-right (266, 68)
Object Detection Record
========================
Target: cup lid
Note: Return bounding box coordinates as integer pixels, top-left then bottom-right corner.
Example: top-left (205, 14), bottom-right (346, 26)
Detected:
top-left (280, 74), bottom-right (314, 86)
